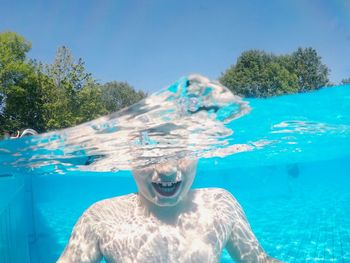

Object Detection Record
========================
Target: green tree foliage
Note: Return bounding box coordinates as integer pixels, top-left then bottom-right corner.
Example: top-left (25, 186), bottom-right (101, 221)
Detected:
top-left (0, 32), bottom-right (146, 135)
top-left (291, 47), bottom-right (329, 91)
top-left (0, 32), bottom-right (45, 134)
top-left (100, 81), bottom-right (146, 113)
top-left (76, 85), bottom-right (108, 123)
top-left (220, 48), bottom-right (330, 97)
top-left (220, 50), bottom-right (299, 97)
top-left (41, 46), bottom-right (107, 130)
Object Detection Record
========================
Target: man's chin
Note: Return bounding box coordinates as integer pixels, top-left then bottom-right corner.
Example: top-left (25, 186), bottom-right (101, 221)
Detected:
top-left (153, 195), bottom-right (181, 207)
top-left (156, 201), bottom-right (180, 207)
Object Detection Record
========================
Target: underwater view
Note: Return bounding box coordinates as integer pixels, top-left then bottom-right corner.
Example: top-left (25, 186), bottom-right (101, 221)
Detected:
top-left (1, 75), bottom-right (350, 262)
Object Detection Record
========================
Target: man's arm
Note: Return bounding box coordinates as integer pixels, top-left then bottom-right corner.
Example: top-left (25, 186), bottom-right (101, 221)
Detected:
top-left (223, 191), bottom-right (282, 263)
top-left (57, 208), bottom-right (102, 263)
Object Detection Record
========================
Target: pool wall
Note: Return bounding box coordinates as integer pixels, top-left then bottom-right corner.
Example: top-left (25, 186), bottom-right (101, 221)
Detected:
top-left (0, 173), bottom-right (31, 263)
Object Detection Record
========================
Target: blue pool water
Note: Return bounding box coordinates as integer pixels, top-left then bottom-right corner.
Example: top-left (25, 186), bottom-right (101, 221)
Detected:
top-left (1, 79), bottom-right (350, 262)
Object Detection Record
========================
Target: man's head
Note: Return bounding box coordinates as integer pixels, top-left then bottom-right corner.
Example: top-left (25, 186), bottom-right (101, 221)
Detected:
top-left (132, 158), bottom-right (198, 207)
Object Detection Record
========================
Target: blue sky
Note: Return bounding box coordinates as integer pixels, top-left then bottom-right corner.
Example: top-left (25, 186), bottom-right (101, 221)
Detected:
top-left (1, 0), bottom-right (350, 93)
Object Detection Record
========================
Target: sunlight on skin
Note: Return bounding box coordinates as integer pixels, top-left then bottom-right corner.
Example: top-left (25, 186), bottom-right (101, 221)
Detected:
top-left (57, 158), bottom-right (282, 263)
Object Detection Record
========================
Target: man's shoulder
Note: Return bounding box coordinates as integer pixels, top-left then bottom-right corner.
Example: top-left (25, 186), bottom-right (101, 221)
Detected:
top-left (192, 187), bottom-right (235, 199)
top-left (192, 188), bottom-right (242, 214)
top-left (82, 193), bottom-right (139, 220)
top-left (93, 193), bottom-right (138, 206)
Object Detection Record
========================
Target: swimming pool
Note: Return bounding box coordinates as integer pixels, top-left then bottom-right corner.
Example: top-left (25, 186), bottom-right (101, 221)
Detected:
top-left (1, 78), bottom-right (350, 262)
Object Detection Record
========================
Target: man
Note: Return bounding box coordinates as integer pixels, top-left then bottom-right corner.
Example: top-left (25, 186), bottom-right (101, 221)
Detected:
top-left (58, 158), bottom-right (281, 263)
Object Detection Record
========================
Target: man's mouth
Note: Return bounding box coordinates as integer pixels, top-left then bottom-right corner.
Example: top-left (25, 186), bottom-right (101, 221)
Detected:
top-left (152, 181), bottom-right (182, 197)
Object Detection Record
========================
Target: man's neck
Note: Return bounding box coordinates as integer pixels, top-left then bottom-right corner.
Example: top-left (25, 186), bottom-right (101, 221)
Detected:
top-left (137, 193), bottom-right (192, 224)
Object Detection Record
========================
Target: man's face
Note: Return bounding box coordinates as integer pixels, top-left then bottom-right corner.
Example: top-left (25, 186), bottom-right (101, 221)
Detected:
top-left (132, 158), bottom-right (198, 207)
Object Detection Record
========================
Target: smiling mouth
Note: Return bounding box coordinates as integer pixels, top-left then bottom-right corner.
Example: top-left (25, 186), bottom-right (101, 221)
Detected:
top-left (152, 181), bottom-right (182, 197)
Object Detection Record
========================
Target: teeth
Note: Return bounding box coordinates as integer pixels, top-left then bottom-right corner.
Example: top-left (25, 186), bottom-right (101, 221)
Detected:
top-left (160, 182), bottom-right (174, 187)
top-left (152, 181), bottom-right (182, 196)
top-left (152, 181), bottom-right (181, 188)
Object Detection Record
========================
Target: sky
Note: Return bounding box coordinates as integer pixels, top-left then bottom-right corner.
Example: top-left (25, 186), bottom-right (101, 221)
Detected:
top-left (1, 0), bottom-right (350, 93)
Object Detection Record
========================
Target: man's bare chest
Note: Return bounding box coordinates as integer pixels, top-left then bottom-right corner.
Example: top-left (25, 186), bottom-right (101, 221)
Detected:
top-left (98, 211), bottom-right (226, 262)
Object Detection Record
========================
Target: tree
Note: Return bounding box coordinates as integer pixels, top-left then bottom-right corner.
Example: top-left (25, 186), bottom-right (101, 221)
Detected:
top-left (76, 84), bottom-right (108, 123)
top-left (290, 47), bottom-right (329, 91)
top-left (48, 46), bottom-right (93, 91)
top-left (220, 50), bottom-right (298, 97)
top-left (219, 48), bottom-right (329, 97)
top-left (263, 62), bottom-right (299, 96)
top-left (41, 46), bottom-right (107, 130)
top-left (0, 32), bottom-right (45, 134)
top-left (100, 81), bottom-right (146, 113)
top-left (0, 33), bottom-right (148, 135)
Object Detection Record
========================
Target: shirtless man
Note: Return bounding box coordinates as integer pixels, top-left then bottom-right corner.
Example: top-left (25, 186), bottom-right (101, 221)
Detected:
top-left (58, 158), bottom-right (281, 263)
